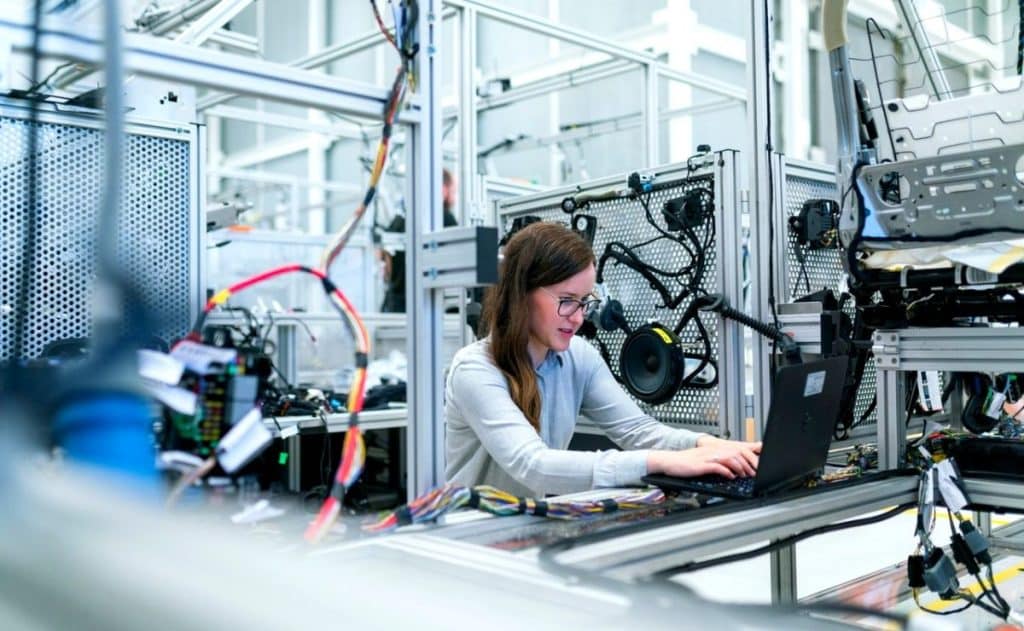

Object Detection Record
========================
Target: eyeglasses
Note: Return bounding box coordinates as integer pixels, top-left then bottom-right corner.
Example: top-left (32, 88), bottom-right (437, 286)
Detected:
top-left (539, 287), bottom-right (601, 318)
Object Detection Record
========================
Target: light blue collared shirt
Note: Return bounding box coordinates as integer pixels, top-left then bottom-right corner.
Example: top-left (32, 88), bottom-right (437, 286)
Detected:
top-left (444, 336), bottom-right (705, 497)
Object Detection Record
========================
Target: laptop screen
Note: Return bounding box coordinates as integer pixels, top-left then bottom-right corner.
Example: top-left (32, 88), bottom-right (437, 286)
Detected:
top-left (754, 356), bottom-right (849, 493)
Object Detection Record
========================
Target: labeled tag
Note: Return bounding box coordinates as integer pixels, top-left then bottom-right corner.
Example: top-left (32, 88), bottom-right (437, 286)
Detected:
top-left (917, 370), bottom-right (943, 413)
top-left (984, 389), bottom-right (1007, 419)
top-left (803, 370), bottom-right (826, 397)
top-left (279, 424), bottom-right (299, 439)
top-left (138, 349), bottom-right (185, 385)
top-left (142, 381), bottom-right (197, 415)
top-left (171, 340), bottom-right (237, 375)
top-left (935, 458), bottom-right (970, 513)
top-left (918, 468), bottom-right (935, 538)
top-left (651, 327), bottom-right (673, 344)
top-left (217, 408), bottom-right (273, 474)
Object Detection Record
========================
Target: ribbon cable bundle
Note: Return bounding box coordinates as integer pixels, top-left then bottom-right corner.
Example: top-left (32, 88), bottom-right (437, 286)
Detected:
top-left (363, 484), bottom-right (666, 533)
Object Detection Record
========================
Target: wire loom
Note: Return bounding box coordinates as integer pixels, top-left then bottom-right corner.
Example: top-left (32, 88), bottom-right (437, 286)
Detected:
top-left (363, 485), bottom-right (666, 533)
top-left (169, 1), bottom-right (419, 540)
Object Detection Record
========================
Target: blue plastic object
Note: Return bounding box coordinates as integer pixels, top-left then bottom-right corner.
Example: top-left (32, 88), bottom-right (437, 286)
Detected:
top-left (52, 392), bottom-right (157, 485)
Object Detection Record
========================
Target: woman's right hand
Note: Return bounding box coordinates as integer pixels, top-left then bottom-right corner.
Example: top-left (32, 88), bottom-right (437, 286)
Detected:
top-left (646, 445), bottom-right (757, 479)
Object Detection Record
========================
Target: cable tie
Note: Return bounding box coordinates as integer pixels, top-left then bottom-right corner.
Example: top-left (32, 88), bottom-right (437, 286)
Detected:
top-left (466, 488), bottom-right (480, 509)
top-left (600, 499), bottom-right (619, 513)
top-left (395, 505), bottom-right (413, 527)
top-left (517, 498), bottom-right (528, 514)
top-left (347, 412), bottom-right (359, 429)
top-left (355, 352), bottom-right (368, 369)
top-left (534, 500), bottom-right (548, 517)
top-left (320, 276), bottom-right (338, 293)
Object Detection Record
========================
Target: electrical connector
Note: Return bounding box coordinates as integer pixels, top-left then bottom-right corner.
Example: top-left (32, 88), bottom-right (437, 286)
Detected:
top-left (960, 520), bottom-right (992, 565)
top-left (907, 554), bottom-right (926, 589)
top-left (950, 533), bottom-right (981, 575)
top-left (923, 548), bottom-right (959, 598)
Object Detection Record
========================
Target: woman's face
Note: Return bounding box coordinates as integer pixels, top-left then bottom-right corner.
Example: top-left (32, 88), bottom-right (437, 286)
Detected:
top-left (526, 264), bottom-right (597, 357)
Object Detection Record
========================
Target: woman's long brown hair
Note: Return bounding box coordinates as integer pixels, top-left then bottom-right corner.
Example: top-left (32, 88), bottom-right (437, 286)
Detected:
top-left (481, 222), bottom-right (595, 431)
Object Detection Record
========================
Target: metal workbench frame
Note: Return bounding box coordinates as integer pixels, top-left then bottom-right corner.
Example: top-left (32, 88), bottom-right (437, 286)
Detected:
top-left (873, 327), bottom-right (1024, 469)
top-left (422, 473), bottom-right (1024, 604)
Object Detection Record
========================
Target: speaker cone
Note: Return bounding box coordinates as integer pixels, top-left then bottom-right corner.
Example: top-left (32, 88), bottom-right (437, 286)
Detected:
top-left (619, 323), bottom-right (684, 405)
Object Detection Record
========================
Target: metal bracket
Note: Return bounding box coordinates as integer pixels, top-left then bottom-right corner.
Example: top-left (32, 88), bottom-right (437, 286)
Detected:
top-left (420, 225), bottom-right (498, 289)
top-left (851, 142), bottom-right (1024, 250)
top-left (874, 327), bottom-right (1024, 373)
top-left (0, 37), bottom-right (10, 93)
top-left (777, 302), bottom-right (835, 356)
top-left (872, 331), bottom-right (901, 369)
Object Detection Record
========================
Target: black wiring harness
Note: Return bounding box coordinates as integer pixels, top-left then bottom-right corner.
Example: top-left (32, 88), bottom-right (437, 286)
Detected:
top-left (564, 152), bottom-right (805, 404)
top-left (905, 453), bottom-right (1019, 622)
top-left (581, 155), bottom-right (721, 395)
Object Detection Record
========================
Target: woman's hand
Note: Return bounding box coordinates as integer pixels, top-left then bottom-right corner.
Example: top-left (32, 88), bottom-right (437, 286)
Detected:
top-left (647, 437), bottom-right (762, 479)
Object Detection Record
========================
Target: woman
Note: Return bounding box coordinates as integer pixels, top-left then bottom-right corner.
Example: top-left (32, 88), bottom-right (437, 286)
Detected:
top-left (445, 221), bottom-right (761, 497)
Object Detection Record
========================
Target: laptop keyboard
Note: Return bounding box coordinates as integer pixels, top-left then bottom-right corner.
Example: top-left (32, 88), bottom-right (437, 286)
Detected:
top-left (685, 475), bottom-right (756, 497)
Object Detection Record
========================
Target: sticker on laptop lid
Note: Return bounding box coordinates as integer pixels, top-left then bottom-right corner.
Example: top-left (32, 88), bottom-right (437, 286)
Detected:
top-left (803, 370), bottom-right (826, 397)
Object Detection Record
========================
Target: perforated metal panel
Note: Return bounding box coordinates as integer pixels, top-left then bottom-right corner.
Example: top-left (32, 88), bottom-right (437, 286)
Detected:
top-left (496, 154), bottom-right (745, 434)
top-left (1, 106), bottom-right (197, 360)
top-left (776, 159), bottom-right (877, 437)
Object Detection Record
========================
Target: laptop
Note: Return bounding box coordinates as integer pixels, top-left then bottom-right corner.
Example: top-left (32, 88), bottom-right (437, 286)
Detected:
top-left (643, 356), bottom-right (849, 500)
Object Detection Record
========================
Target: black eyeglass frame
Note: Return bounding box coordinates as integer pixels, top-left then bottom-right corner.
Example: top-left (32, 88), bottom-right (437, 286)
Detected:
top-left (539, 287), bottom-right (601, 317)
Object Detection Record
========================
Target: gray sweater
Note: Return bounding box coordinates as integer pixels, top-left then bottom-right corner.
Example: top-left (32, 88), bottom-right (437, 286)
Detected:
top-left (444, 336), bottom-right (705, 497)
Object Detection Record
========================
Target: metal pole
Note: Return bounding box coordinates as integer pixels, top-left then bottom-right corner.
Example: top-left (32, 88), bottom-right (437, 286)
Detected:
top-left (877, 368), bottom-right (904, 470)
top-left (458, 5), bottom-right (479, 225)
top-left (407, 0), bottom-right (446, 497)
top-left (748, 0), bottom-right (773, 438)
top-left (457, 5), bottom-right (479, 350)
top-left (643, 63), bottom-right (659, 166)
top-left (717, 151), bottom-right (746, 441)
top-left (0, 16), bottom-right (419, 122)
top-left (196, 6), bottom-right (459, 111)
top-left (770, 546), bottom-right (797, 604)
top-left (443, 0), bottom-right (745, 102)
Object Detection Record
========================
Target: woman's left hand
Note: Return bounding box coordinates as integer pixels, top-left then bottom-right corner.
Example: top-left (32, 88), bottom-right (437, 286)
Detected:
top-left (695, 435), bottom-right (762, 476)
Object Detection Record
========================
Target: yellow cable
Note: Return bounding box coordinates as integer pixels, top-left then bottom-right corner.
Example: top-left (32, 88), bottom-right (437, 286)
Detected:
top-left (918, 561), bottom-right (1024, 612)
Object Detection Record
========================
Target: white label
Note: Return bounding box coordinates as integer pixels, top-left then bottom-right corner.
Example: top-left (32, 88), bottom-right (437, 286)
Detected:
top-left (142, 381), bottom-right (197, 415)
top-left (217, 408), bottom-right (273, 474)
top-left (936, 458), bottom-right (970, 512)
top-left (803, 370), bottom-right (826, 397)
top-left (138, 349), bottom-right (184, 385)
top-left (279, 424), bottom-right (299, 439)
top-left (985, 390), bottom-right (1007, 419)
top-left (917, 370), bottom-right (943, 413)
top-left (170, 340), bottom-right (237, 375)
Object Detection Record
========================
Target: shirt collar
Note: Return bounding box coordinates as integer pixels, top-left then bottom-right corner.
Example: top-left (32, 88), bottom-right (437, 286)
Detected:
top-left (535, 348), bottom-right (564, 374)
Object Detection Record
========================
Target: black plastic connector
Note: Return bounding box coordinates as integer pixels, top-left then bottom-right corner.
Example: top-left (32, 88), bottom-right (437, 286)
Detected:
top-left (923, 548), bottom-right (960, 598)
top-left (951, 533), bottom-right (981, 575)
top-left (960, 520), bottom-right (992, 565)
top-left (907, 554), bottom-right (926, 589)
